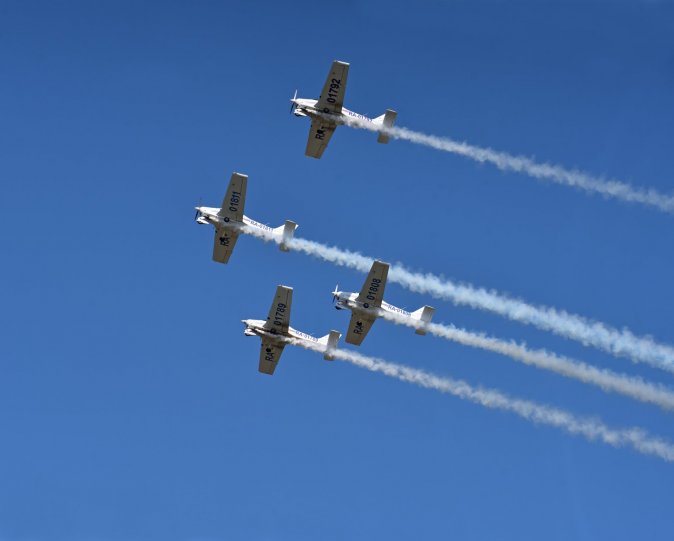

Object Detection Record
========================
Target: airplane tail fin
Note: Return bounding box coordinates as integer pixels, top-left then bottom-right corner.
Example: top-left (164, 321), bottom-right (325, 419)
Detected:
top-left (374, 109), bottom-right (397, 144)
top-left (411, 305), bottom-right (435, 335)
top-left (319, 330), bottom-right (341, 360)
top-left (274, 220), bottom-right (298, 251)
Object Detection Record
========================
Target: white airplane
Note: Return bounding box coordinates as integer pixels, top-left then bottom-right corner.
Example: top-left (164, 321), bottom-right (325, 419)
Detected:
top-left (290, 60), bottom-right (398, 159)
top-left (333, 260), bottom-right (435, 346)
top-left (243, 285), bottom-right (341, 375)
top-left (194, 172), bottom-right (298, 264)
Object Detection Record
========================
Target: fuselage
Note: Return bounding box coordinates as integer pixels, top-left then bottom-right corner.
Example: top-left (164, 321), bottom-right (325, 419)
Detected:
top-left (334, 292), bottom-right (411, 318)
top-left (195, 207), bottom-right (275, 234)
top-left (292, 98), bottom-right (377, 124)
top-left (242, 319), bottom-right (324, 345)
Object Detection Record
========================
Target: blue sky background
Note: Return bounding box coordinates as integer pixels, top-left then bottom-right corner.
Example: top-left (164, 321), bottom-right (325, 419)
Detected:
top-left (2, 1), bottom-right (674, 539)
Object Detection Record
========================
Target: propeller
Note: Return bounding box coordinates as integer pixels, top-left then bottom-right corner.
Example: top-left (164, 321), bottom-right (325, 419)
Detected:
top-left (194, 197), bottom-right (202, 221)
top-left (332, 284), bottom-right (340, 304)
top-left (289, 89), bottom-right (298, 114)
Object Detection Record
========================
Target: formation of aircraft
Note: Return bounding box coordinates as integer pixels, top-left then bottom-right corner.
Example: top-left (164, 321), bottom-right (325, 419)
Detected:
top-left (332, 260), bottom-right (435, 345)
top-left (194, 172), bottom-right (298, 264)
top-left (242, 285), bottom-right (341, 375)
top-left (290, 60), bottom-right (398, 159)
top-left (195, 62), bottom-right (438, 374)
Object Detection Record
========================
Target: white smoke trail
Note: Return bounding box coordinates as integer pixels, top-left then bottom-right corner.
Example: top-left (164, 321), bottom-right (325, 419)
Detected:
top-left (378, 311), bottom-right (674, 411)
top-left (334, 114), bottom-right (674, 214)
top-left (280, 236), bottom-right (674, 375)
top-left (283, 336), bottom-right (674, 463)
top-left (237, 226), bottom-right (674, 374)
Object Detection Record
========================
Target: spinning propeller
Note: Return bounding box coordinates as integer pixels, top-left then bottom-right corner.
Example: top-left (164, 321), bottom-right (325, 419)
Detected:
top-left (289, 89), bottom-right (298, 114)
top-left (194, 197), bottom-right (203, 221)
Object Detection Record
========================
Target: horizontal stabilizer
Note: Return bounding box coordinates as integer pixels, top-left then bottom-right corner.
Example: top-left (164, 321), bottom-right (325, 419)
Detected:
top-left (376, 109), bottom-right (397, 144)
top-left (275, 220), bottom-right (298, 251)
top-left (411, 305), bottom-right (435, 335)
top-left (320, 330), bottom-right (341, 360)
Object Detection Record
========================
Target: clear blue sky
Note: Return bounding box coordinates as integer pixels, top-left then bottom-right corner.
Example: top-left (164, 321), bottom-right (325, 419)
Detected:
top-left (2, 1), bottom-right (674, 539)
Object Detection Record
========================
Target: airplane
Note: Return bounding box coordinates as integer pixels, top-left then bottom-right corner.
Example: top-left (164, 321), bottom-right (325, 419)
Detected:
top-left (290, 60), bottom-right (398, 159)
top-left (194, 172), bottom-right (298, 264)
top-left (332, 260), bottom-right (435, 346)
top-left (243, 285), bottom-right (342, 375)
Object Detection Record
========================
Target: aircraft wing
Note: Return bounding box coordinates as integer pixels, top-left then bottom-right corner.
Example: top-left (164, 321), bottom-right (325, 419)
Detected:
top-left (345, 313), bottom-right (376, 346)
top-left (212, 227), bottom-right (239, 264)
top-left (356, 260), bottom-right (389, 308)
top-left (218, 172), bottom-right (247, 222)
top-left (305, 120), bottom-right (336, 159)
top-left (264, 285), bottom-right (293, 333)
top-left (258, 338), bottom-right (285, 375)
top-left (316, 60), bottom-right (349, 114)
